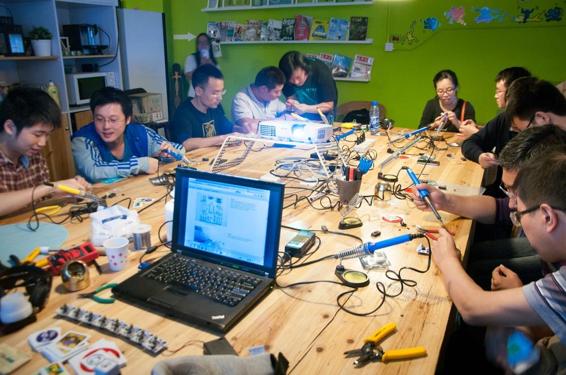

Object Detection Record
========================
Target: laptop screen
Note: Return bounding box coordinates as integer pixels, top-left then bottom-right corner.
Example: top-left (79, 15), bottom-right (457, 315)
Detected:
top-left (172, 168), bottom-right (284, 277)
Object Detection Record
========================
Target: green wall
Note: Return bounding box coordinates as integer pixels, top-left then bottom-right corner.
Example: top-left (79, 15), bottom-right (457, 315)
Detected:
top-left (124, 0), bottom-right (566, 128)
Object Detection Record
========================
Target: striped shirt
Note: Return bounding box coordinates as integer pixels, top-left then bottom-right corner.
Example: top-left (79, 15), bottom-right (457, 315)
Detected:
top-left (0, 150), bottom-right (50, 193)
top-left (523, 266), bottom-right (566, 344)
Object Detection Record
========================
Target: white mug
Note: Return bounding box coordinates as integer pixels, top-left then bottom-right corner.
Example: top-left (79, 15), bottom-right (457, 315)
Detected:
top-left (103, 237), bottom-right (129, 272)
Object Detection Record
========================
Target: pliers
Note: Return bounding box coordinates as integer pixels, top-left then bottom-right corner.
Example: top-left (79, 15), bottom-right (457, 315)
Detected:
top-left (344, 322), bottom-right (427, 368)
top-left (78, 283), bottom-right (118, 304)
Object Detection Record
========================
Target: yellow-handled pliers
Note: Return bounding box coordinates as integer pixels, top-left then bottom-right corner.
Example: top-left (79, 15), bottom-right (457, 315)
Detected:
top-left (344, 322), bottom-right (427, 367)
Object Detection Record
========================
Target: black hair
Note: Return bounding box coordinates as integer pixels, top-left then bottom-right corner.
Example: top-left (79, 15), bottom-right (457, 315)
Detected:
top-left (89, 87), bottom-right (132, 118)
top-left (515, 146), bottom-right (566, 209)
top-left (278, 51), bottom-right (311, 80)
top-left (495, 67), bottom-right (531, 88)
top-left (193, 32), bottom-right (218, 67)
top-left (499, 125), bottom-right (566, 171)
top-left (433, 69), bottom-right (458, 89)
top-left (254, 66), bottom-right (285, 90)
top-left (506, 77), bottom-right (566, 120)
top-left (192, 64), bottom-right (224, 90)
top-left (0, 87), bottom-right (61, 134)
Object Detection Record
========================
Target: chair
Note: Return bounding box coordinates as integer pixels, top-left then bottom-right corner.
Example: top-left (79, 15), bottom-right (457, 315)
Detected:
top-left (336, 101), bottom-right (387, 122)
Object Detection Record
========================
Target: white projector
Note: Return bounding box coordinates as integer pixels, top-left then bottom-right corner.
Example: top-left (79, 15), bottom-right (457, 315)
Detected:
top-left (257, 120), bottom-right (333, 144)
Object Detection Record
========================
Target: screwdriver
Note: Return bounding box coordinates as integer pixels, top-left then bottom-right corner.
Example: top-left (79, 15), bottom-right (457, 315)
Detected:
top-left (405, 167), bottom-right (446, 227)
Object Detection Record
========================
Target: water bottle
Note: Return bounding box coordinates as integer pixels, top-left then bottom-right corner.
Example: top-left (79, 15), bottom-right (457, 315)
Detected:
top-left (369, 100), bottom-right (380, 135)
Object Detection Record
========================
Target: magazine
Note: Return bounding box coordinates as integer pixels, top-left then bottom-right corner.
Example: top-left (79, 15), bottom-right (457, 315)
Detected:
top-left (327, 18), bottom-right (349, 40)
top-left (294, 15), bottom-right (312, 40)
top-left (349, 16), bottom-right (368, 40)
top-left (245, 19), bottom-right (261, 41)
top-left (317, 53), bottom-right (334, 68)
top-left (310, 18), bottom-right (329, 40)
top-left (331, 54), bottom-right (352, 78)
top-left (281, 18), bottom-right (295, 40)
top-left (350, 54), bottom-right (374, 80)
top-left (267, 19), bottom-right (282, 41)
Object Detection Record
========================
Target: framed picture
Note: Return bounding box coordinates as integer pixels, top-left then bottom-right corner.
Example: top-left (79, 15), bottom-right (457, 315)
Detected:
top-left (60, 36), bottom-right (70, 56)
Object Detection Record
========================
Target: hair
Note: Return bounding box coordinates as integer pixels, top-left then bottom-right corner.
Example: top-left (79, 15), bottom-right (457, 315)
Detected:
top-left (254, 66), bottom-right (285, 90)
top-left (499, 125), bottom-right (566, 171)
top-left (192, 64), bottom-right (224, 90)
top-left (433, 69), bottom-right (459, 89)
top-left (514, 146), bottom-right (566, 209)
top-left (278, 51), bottom-right (311, 80)
top-left (89, 87), bottom-right (132, 118)
top-left (506, 77), bottom-right (566, 120)
top-left (0, 87), bottom-right (61, 133)
top-left (494, 67), bottom-right (531, 88)
top-left (194, 32), bottom-right (217, 67)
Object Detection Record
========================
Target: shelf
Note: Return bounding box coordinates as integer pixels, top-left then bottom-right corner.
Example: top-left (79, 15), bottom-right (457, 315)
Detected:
top-left (203, 1), bottom-right (373, 12)
top-left (0, 55), bottom-right (58, 62)
top-left (67, 106), bottom-right (91, 113)
top-left (335, 77), bottom-right (370, 82)
top-left (63, 54), bottom-right (115, 60)
top-left (220, 38), bottom-right (373, 45)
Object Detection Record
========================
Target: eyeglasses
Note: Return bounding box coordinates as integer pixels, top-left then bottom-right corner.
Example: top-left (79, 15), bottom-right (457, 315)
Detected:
top-left (210, 89), bottom-right (227, 98)
top-left (436, 87), bottom-right (455, 95)
top-left (510, 204), bottom-right (566, 227)
top-left (94, 117), bottom-right (126, 126)
top-left (499, 183), bottom-right (515, 199)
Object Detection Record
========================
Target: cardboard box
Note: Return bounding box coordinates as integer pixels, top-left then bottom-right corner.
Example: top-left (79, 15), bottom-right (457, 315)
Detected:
top-left (130, 92), bottom-right (163, 123)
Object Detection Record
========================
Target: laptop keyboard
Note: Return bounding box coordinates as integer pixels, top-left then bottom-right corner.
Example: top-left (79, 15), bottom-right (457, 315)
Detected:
top-left (145, 254), bottom-right (262, 307)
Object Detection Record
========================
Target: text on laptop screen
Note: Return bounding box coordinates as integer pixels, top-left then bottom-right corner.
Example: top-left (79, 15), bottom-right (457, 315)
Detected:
top-left (181, 177), bottom-right (270, 266)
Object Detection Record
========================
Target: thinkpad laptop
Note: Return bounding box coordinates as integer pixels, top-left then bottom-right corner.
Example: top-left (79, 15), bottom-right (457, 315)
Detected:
top-left (113, 168), bottom-right (284, 332)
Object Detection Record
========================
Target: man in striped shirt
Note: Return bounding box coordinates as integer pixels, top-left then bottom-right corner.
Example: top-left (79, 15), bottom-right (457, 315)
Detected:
top-left (432, 147), bottom-right (566, 372)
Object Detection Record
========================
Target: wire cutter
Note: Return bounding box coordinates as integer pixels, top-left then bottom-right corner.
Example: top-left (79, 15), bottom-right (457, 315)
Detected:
top-left (344, 322), bottom-right (427, 368)
top-left (78, 283), bottom-right (118, 304)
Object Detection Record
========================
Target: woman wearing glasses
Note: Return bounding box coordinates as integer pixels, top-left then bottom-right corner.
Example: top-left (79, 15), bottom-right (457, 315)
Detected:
top-left (418, 69), bottom-right (476, 132)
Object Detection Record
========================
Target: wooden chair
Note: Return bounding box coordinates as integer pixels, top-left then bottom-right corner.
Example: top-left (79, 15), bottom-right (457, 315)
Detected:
top-left (336, 101), bottom-right (387, 121)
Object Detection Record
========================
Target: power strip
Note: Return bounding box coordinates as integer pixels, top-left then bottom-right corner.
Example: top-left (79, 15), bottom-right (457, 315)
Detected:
top-left (352, 139), bottom-right (376, 153)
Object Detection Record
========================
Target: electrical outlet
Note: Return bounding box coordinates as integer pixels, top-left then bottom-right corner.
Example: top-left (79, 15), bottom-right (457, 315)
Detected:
top-left (384, 42), bottom-right (394, 52)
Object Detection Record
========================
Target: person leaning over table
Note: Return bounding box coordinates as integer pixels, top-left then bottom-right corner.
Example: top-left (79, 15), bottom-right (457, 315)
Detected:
top-left (170, 64), bottom-right (236, 151)
top-left (418, 69), bottom-right (476, 132)
top-left (278, 50), bottom-right (337, 122)
top-left (231, 66), bottom-right (287, 134)
top-left (460, 67), bottom-right (531, 166)
top-left (431, 148), bottom-right (566, 374)
top-left (408, 125), bottom-right (566, 290)
top-left (72, 87), bottom-right (184, 182)
top-left (0, 87), bottom-right (90, 217)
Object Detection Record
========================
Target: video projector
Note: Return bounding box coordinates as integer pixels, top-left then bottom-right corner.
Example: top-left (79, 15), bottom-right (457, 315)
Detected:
top-left (257, 120), bottom-right (333, 144)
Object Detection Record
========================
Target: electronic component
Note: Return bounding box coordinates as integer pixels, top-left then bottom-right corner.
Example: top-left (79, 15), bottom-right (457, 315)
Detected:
top-left (284, 230), bottom-right (315, 258)
top-left (335, 265), bottom-right (369, 288)
top-left (203, 337), bottom-right (238, 355)
top-left (339, 217), bottom-right (363, 230)
top-left (47, 242), bottom-right (99, 276)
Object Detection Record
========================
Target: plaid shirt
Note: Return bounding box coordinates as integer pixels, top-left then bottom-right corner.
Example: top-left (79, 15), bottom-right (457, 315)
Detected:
top-left (0, 150), bottom-right (51, 193)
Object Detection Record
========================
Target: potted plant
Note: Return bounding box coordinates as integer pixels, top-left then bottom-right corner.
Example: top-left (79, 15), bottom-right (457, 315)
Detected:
top-left (29, 26), bottom-right (53, 57)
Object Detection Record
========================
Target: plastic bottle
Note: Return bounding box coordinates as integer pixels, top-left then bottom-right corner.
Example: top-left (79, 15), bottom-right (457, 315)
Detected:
top-left (369, 100), bottom-right (380, 135)
top-left (46, 81), bottom-right (60, 107)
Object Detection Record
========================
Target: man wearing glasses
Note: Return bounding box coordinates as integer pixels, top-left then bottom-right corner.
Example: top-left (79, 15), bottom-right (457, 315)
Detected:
top-left (408, 125), bottom-right (566, 289)
top-left (72, 87), bottom-right (184, 182)
top-left (431, 148), bottom-right (566, 373)
top-left (170, 64), bottom-right (234, 151)
top-left (506, 77), bottom-right (566, 132)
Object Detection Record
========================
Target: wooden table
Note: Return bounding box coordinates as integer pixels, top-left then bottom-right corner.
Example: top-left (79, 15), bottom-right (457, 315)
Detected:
top-left (1, 130), bottom-right (483, 374)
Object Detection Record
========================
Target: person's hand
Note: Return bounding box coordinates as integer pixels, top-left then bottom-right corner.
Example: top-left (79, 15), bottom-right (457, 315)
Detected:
top-left (478, 152), bottom-right (499, 169)
top-left (53, 176), bottom-right (91, 194)
top-left (407, 183), bottom-right (448, 211)
top-left (286, 99), bottom-right (308, 114)
top-left (233, 119), bottom-right (259, 134)
top-left (147, 157), bottom-right (159, 174)
top-left (457, 120), bottom-right (479, 140)
top-left (157, 142), bottom-right (182, 159)
top-left (431, 228), bottom-right (461, 268)
top-left (445, 111), bottom-right (461, 128)
top-left (491, 264), bottom-right (523, 290)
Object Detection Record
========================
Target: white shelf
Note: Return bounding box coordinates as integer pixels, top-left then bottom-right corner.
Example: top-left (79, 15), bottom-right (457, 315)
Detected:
top-left (63, 54), bottom-right (114, 60)
top-left (220, 38), bottom-right (372, 45)
top-left (203, 1), bottom-right (373, 12)
top-left (335, 76), bottom-right (370, 82)
top-left (67, 106), bottom-right (91, 113)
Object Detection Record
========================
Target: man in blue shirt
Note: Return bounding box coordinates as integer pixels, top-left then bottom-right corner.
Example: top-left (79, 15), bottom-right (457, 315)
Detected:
top-left (72, 87), bottom-right (184, 182)
top-left (170, 64), bottom-right (234, 150)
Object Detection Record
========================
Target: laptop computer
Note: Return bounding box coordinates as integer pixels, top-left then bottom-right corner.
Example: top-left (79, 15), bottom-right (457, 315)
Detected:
top-left (113, 168), bottom-right (284, 332)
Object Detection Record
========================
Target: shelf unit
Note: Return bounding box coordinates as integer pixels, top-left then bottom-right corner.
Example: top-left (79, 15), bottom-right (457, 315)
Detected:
top-left (203, 0), bottom-right (373, 12)
top-left (334, 77), bottom-right (369, 82)
top-left (62, 54), bottom-right (115, 59)
top-left (0, 55), bottom-right (59, 61)
top-left (220, 38), bottom-right (373, 45)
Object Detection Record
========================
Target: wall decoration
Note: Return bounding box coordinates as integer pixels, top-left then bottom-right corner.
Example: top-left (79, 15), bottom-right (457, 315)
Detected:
top-left (545, 6), bottom-right (563, 21)
top-left (423, 17), bottom-right (440, 31)
top-left (514, 6), bottom-right (541, 23)
top-left (474, 7), bottom-right (505, 24)
top-left (444, 6), bottom-right (467, 25)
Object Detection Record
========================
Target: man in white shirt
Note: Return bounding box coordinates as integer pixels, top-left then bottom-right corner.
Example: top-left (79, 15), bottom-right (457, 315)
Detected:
top-left (231, 66), bottom-right (287, 134)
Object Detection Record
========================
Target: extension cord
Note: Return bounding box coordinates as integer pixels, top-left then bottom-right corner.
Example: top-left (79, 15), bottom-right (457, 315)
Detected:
top-left (352, 139), bottom-right (376, 153)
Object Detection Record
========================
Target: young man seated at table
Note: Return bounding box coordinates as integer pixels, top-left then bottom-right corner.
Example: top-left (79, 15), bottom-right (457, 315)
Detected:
top-left (431, 148), bottom-right (566, 374)
top-left (278, 51), bottom-right (337, 122)
top-left (408, 125), bottom-right (566, 289)
top-left (72, 87), bottom-right (184, 182)
top-left (0, 87), bottom-right (90, 217)
top-left (231, 66), bottom-right (287, 134)
top-left (170, 64), bottom-right (235, 151)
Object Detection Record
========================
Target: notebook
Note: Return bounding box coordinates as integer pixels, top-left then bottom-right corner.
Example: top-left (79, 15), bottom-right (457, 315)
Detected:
top-left (113, 168), bottom-right (284, 332)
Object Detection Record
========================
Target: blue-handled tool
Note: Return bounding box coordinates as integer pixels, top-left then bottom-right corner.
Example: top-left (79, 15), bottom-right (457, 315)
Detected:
top-left (163, 148), bottom-right (191, 165)
top-left (406, 167), bottom-right (445, 226)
